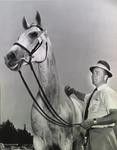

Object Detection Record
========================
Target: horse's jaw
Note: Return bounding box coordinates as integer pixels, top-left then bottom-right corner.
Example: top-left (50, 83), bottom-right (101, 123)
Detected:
top-left (31, 45), bottom-right (47, 63)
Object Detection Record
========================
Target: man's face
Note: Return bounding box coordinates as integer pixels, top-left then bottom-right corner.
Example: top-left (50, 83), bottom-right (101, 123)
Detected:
top-left (91, 67), bottom-right (107, 87)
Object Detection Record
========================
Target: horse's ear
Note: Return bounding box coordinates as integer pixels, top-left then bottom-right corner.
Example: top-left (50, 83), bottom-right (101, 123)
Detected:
top-left (22, 17), bottom-right (29, 30)
top-left (35, 11), bottom-right (41, 26)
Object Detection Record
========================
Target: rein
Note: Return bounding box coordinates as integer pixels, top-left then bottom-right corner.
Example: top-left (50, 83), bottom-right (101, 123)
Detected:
top-left (15, 38), bottom-right (82, 128)
top-left (18, 70), bottom-right (69, 127)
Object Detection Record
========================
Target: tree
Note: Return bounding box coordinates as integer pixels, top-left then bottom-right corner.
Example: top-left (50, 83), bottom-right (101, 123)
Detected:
top-left (0, 120), bottom-right (33, 144)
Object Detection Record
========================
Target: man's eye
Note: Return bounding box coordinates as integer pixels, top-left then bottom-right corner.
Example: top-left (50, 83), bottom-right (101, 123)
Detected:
top-left (17, 36), bottom-right (20, 40)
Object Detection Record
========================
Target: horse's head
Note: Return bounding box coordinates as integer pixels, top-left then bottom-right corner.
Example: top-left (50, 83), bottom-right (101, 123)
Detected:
top-left (5, 12), bottom-right (50, 71)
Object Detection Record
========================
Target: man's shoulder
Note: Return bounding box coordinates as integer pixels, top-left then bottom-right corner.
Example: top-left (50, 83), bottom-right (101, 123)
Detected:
top-left (103, 85), bottom-right (116, 92)
top-left (100, 85), bottom-right (117, 97)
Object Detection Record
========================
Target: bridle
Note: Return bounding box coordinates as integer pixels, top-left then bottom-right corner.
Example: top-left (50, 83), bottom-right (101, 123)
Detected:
top-left (13, 27), bottom-right (82, 128)
top-left (14, 39), bottom-right (46, 64)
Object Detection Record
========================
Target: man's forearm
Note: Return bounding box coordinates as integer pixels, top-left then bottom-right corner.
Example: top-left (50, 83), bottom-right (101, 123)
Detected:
top-left (95, 111), bottom-right (117, 125)
top-left (73, 90), bottom-right (85, 101)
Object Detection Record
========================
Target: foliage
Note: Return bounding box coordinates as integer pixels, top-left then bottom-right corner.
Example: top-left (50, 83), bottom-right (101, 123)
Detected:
top-left (0, 120), bottom-right (33, 144)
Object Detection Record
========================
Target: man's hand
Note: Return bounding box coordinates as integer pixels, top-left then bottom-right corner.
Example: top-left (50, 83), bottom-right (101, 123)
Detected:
top-left (64, 85), bottom-right (75, 97)
top-left (81, 119), bottom-right (94, 130)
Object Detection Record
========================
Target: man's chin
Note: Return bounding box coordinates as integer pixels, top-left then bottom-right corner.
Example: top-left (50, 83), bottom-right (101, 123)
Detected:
top-left (92, 81), bottom-right (98, 86)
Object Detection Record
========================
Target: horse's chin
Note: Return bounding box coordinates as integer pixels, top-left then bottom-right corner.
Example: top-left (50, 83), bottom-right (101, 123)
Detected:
top-left (9, 63), bottom-right (21, 71)
top-left (5, 61), bottom-right (23, 71)
top-left (4, 56), bottom-right (24, 71)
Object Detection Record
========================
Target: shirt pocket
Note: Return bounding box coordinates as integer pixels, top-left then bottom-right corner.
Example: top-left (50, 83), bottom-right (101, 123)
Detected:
top-left (89, 99), bottom-right (100, 112)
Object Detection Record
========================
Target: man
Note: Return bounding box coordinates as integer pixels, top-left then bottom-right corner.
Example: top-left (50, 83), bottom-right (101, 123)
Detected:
top-left (65, 60), bottom-right (117, 150)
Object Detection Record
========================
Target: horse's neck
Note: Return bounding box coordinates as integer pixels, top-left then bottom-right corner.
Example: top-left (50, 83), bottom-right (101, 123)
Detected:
top-left (38, 48), bottom-right (61, 105)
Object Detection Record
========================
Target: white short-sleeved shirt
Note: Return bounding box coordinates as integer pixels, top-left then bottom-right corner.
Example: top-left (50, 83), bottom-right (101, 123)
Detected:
top-left (84, 84), bottom-right (117, 120)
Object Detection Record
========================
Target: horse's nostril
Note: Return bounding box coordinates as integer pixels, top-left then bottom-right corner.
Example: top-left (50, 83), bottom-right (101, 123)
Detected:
top-left (7, 52), bottom-right (16, 60)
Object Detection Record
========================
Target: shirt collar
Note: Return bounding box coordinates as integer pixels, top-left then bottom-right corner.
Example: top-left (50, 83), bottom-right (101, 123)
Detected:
top-left (97, 84), bottom-right (107, 91)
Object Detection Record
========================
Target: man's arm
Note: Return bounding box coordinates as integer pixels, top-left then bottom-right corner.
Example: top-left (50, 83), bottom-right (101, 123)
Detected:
top-left (96, 109), bottom-right (117, 125)
top-left (81, 109), bottom-right (117, 129)
top-left (64, 85), bottom-right (85, 101)
top-left (73, 90), bottom-right (85, 101)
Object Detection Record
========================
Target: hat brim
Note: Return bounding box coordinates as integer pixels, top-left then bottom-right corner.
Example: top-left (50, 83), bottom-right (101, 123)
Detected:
top-left (90, 66), bottom-right (112, 78)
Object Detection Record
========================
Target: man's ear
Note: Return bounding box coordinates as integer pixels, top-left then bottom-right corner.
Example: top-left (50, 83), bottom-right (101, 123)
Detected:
top-left (104, 74), bottom-right (108, 81)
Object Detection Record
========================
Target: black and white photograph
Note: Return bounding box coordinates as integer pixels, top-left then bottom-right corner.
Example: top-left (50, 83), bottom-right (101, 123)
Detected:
top-left (1, 0), bottom-right (117, 149)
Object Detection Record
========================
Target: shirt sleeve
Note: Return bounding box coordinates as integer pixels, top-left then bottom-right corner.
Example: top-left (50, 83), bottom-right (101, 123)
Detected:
top-left (103, 89), bottom-right (117, 111)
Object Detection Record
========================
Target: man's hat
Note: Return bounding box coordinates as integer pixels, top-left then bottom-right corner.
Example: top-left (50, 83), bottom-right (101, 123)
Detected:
top-left (90, 60), bottom-right (112, 78)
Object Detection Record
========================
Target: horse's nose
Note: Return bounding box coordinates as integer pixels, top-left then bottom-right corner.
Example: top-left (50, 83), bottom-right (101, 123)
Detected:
top-left (7, 51), bottom-right (16, 60)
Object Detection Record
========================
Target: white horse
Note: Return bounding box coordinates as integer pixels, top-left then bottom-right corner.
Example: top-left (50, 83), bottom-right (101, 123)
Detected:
top-left (4, 12), bottom-right (83, 150)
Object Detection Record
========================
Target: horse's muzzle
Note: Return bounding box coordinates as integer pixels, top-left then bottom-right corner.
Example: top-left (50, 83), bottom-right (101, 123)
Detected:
top-left (4, 51), bottom-right (21, 71)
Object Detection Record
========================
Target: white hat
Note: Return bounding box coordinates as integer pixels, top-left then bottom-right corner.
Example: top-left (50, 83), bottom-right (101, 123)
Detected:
top-left (90, 60), bottom-right (112, 78)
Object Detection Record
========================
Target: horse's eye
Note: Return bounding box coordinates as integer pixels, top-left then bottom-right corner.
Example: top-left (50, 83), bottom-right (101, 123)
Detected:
top-left (29, 32), bottom-right (38, 38)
